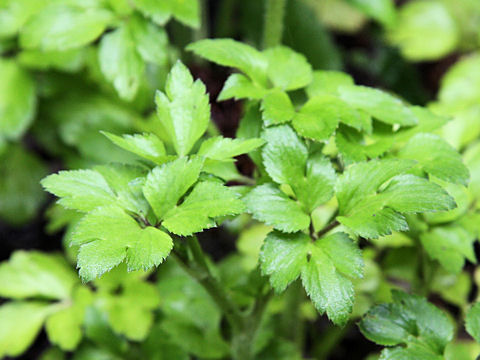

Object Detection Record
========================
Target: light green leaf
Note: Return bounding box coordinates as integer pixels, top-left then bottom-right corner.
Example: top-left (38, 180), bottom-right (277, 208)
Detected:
top-left (99, 25), bottom-right (144, 101)
top-left (347, 0), bottom-right (396, 27)
top-left (0, 59), bottom-right (36, 140)
top-left (466, 302), bottom-right (480, 343)
top-left (292, 95), bottom-right (341, 141)
top-left (243, 184), bottom-right (310, 233)
top-left (306, 71), bottom-right (354, 97)
top-left (132, 0), bottom-right (200, 28)
top-left (398, 133), bottom-right (469, 185)
top-left (162, 181), bottom-right (245, 236)
top-left (0, 302), bottom-right (52, 358)
top-left (217, 73), bottom-right (267, 101)
top-left (42, 169), bottom-right (117, 213)
top-left (420, 226), bottom-right (476, 274)
top-left (388, 1), bottom-right (458, 61)
top-left (20, 5), bottom-right (111, 51)
top-left (338, 85), bottom-right (418, 126)
top-left (187, 39), bottom-right (267, 85)
top-left (143, 157), bottom-right (203, 219)
top-left (0, 251), bottom-right (78, 300)
top-left (129, 15), bottom-right (168, 65)
top-left (260, 231), bottom-right (310, 292)
top-left (102, 131), bottom-right (168, 165)
top-left (261, 125), bottom-right (308, 186)
top-left (197, 136), bottom-right (264, 161)
top-left (261, 90), bottom-right (295, 126)
top-left (155, 61), bottom-right (210, 156)
top-left (264, 46), bottom-right (313, 91)
top-left (126, 226), bottom-right (173, 271)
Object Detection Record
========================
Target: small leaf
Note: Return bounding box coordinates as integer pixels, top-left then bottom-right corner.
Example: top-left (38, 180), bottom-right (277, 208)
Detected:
top-left (155, 61), bottom-right (210, 156)
top-left (132, 0), bottom-right (200, 28)
top-left (261, 90), bottom-right (295, 126)
top-left (126, 227), bottom-right (173, 271)
top-left (143, 157), bottom-right (203, 220)
top-left (466, 302), bottom-right (480, 343)
top-left (129, 15), bottom-right (168, 65)
top-left (306, 71), bottom-right (354, 97)
top-left (217, 74), bottom-right (267, 101)
top-left (197, 136), bottom-right (265, 161)
top-left (243, 184), bottom-right (310, 233)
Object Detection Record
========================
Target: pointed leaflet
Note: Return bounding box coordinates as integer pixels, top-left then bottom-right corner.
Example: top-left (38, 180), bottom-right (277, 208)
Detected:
top-left (466, 303), bottom-right (480, 343)
top-left (420, 226), bottom-right (476, 274)
top-left (398, 133), bottom-right (469, 185)
top-left (243, 184), bottom-right (310, 233)
top-left (197, 136), bottom-right (265, 161)
top-left (73, 206), bottom-right (172, 281)
top-left (338, 85), bottom-right (418, 126)
top-left (132, 0), bottom-right (200, 28)
top-left (102, 131), bottom-right (168, 165)
top-left (187, 39), bottom-right (268, 86)
top-left (143, 157), bottom-right (203, 219)
top-left (217, 73), bottom-right (267, 101)
top-left (162, 181), bottom-right (245, 236)
top-left (42, 169), bottom-right (117, 212)
top-left (359, 291), bottom-right (453, 357)
top-left (99, 24), bottom-right (144, 101)
top-left (156, 61), bottom-right (210, 156)
top-left (261, 90), bottom-right (295, 126)
top-left (306, 71), bottom-right (354, 97)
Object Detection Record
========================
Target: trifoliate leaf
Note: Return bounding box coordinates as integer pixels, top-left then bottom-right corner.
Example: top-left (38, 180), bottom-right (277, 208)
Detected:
top-left (143, 157), bottom-right (203, 219)
top-left (338, 85), bottom-right (418, 126)
top-left (243, 184), bottom-right (310, 233)
top-left (292, 95), bottom-right (341, 141)
top-left (155, 61), bottom-right (210, 156)
top-left (264, 46), bottom-right (313, 91)
top-left (398, 133), bottom-right (469, 185)
top-left (0, 251), bottom-right (78, 300)
top-left (42, 169), bottom-right (117, 213)
top-left (0, 59), bottom-right (36, 140)
top-left (259, 231), bottom-right (310, 292)
top-left (217, 73), bottom-right (267, 101)
top-left (187, 39), bottom-right (268, 85)
top-left (73, 206), bottom-right (172, 281)
top-left (132, 0), bottom-right (200, 28)
top-left (102, 132), bottom-right (168, 165)
top-left (99, 24), bottom-right (144, 101)
top-left (359, 291), bottom-right (454, 357)
top-left (129, 15), bottom-right (168, 65)
top-left (301, 232), bottom-right (363, 325)
top-left (261, 90), bottom-right (295, 126)
top-left (261, 125), bottom-right (308, 186)
top-left (466, 303), bottom-right (480, 343)
top-left (420, 226), bottom-right (476, 274)
top-left (306, 71), bottom-right (354, 97)
top-left (0, 302), bottom-right (52, 358)
top-left (197, 136), bottom-right (265, 161)
top-left (162, 181), bottom-right (245, 236)
top-left (20, 5), bottom-right (112, 51)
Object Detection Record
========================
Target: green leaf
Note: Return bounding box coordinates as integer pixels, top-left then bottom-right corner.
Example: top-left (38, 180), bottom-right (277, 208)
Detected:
top-left (20, 5), bottom-right (112, 51)
top-left (73, 206), bottom-right (172, 281)
top-left (359, 291), bottom-right (454, 357)
top-left (197, 136), bottom-right (265, 161)
top-left (0, 251), bottom-right (78, 300)
top-left (217, 74), bottom-right (267, 101)
top-left (143, 157), bottom-right (203, 219)
top-left (302, 232), bottom-right (363, 325)
top-left (99, 25), bottom-right (144, 101)
top-left (129, 15), bottom-right (168, 65)
top-left (264, 46), bottom-right (313, 91)
top-left (306, 71), bottom-right (354, 98)
top-left (0, 59), bottom-right (36, 140)
top-left (0, 302), bottom-right (52, 358)
top-left (243, 184), bottom-right (310, 233)
top-left (102, 132), bottom-right (168, 165)
top-left (261, 90), bottom-right (295, 126)
top-left (420, 226), bottom-right (476, 274)
top-left (398, 133), bottom-right (469, 185)
top-left (261, 125), bottom-right (308, 186)
top-left (162, 181), bottom-right (245, 236)
top-left (132, 0), bottom-right (200, 28)
top-left (155, 61), bottom-right (210, 156)
top-left (347, 0), bottom-right (396, 27)
top-left (338, 85), bottom-right (418, 126)
top-left (187, 39), bottom-right (267, 85)
top-left (292, 95), bottom-right (340, 141)
top-left (388, 1), bottom-right (458, 61)
top-left (42, 169), bottom-right (117, 213)
top-left (466, 302), bottom-right (480, 343)
top-left (259, 231), bottom-right (310, 292)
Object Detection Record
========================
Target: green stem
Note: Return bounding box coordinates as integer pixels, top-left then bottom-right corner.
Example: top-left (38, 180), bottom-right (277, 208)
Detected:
top-left (215, 0), bottom-right (235, 38)
top-left (263, 0), bottom-right (287, 49)
top-left (314, 323), bottom-right (352, 360)
top-left (281, 281), bottom-right (304, 349)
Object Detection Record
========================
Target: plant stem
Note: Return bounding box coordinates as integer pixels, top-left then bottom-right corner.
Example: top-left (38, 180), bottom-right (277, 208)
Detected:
top-left (314, 322), bottom-right (352, 360)
top-left (281, 281), bottom-right (304, 349)
top-left (263, 0), bottom-right (287, 49)
top-left (317, 220), bottom-right (340, 238)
